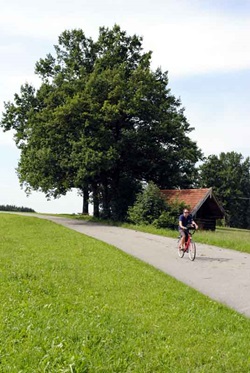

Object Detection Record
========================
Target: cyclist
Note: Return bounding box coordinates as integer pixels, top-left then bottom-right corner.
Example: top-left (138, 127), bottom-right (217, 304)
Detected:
top-left (178, 209), bottom-right (198, 250)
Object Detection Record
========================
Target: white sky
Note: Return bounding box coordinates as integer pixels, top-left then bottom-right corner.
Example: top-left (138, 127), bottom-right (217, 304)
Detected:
top-left (0, 0), bottom-right (250, 213)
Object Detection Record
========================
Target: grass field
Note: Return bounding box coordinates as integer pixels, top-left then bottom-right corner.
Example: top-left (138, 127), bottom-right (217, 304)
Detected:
top-left (0, 213), bottom-right (250, 372)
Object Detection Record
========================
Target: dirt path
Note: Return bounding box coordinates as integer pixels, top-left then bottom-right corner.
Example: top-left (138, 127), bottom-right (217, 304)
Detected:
top-left (16, 214), bottom-right (250, 318)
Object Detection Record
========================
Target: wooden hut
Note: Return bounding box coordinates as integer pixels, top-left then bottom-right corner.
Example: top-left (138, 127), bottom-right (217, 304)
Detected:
top-left (161, 188), bottom-right (225, 230)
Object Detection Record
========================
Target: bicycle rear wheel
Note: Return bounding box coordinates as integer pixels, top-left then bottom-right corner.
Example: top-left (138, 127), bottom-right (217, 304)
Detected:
top-left (177, 239), bottom-right (184, 258)
top-left (188, 241), bottom-right (196, 261)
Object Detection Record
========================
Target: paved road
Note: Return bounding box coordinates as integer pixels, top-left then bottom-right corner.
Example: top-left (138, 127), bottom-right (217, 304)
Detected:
top-left (17, 214), bottom-right (250, 318)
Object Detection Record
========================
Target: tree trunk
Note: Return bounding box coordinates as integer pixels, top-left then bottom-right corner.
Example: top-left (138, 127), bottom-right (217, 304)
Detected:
top-left (102, 176), bottom-right (110, 219)
top-left (110, 168), bottom-right (120, 220)
top-left (82, 186), bottom-right (89, 214)
top-left (92, 182), bottom-right (99, 218)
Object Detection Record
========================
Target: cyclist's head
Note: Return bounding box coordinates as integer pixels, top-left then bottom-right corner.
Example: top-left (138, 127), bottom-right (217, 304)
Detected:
top-left (183, 209), bottom-right (189, 215)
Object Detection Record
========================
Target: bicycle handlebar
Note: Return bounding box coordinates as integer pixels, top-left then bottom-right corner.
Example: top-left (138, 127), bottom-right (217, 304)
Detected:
top-left (186, 224), bottom-right (196, 229)
top-left (186, 224), bottom-right (196, 234)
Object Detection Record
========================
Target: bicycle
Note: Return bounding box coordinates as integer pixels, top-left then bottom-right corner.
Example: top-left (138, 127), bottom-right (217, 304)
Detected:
top-left (177, 225), bottom-right (196, 261)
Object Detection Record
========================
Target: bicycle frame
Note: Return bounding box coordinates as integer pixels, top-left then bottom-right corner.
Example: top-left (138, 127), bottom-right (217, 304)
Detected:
top-left (178, 227), bottom-right (196, 261)
top-left (184, 232), bottom-right (192, 252)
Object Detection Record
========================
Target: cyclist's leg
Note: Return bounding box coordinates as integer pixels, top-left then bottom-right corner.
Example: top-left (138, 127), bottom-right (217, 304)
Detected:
top-left (177, 232), bottom-right (184, 257)
top-left (178, 230), bottom-right (185, 249)
top-left (184, 230), bottom-right (189, 246)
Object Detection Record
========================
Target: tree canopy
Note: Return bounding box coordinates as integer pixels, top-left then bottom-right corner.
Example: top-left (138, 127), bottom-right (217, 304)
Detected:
top-left (1, 25), bottom-right (202, 219)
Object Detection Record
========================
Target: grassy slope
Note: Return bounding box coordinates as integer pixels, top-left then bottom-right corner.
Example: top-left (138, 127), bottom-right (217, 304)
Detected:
top-left (0, 214), bottom-right (250, 372)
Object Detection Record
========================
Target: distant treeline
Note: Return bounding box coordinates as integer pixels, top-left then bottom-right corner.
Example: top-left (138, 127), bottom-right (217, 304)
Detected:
top-left (0, 205), bottom-right (36, 213)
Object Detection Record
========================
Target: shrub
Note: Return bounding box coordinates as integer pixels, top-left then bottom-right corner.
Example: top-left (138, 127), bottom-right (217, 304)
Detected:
top-left (153, 211), bottom-right (177, 229)
top-left (128, 182), bottom-right (167, 225)
top-left (128, 183), bottom-right (188, 229)
top-left (153, 200), bottom-right (188, 229)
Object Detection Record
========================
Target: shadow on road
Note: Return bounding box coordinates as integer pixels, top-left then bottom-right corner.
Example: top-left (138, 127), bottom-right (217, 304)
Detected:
top-left (196, 256), bottom-right (231, 262)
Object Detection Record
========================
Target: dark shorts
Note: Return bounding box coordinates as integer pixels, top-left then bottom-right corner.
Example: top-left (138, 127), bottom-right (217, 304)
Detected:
top-left (179, 229), bottom-right (188, 239)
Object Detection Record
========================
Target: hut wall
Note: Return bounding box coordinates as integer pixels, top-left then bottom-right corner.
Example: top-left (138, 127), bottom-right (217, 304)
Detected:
top-left (195, 217), bottom-right (216, 230)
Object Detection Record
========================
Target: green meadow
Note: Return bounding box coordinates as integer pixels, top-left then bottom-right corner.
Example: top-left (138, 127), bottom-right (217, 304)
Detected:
top-left (0, 214), bottom-right (250, 372)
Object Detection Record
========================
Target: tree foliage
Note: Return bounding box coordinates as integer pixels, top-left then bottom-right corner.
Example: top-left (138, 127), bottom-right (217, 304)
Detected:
top-left (128, 182), bottom-right (167, 225)
top-left (1, 25), bottom-right (202, 220)
top-left (198, 152), bottom-right (250, 228)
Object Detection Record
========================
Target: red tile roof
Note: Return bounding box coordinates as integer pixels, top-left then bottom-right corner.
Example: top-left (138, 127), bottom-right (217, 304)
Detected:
top-left (161, 188), bottom-right (213, 214)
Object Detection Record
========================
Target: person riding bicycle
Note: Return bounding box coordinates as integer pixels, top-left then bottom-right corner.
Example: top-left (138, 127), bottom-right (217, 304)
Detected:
top-left (178, 209), bottom-right (198, 250)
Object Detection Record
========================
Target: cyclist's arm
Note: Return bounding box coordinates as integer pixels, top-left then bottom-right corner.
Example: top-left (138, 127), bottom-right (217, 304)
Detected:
top-left (191, 219), bottom-right (198, 230)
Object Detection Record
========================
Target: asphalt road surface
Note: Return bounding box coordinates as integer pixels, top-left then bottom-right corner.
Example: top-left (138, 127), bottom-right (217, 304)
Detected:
top-left (13, 214), bottom-right (250, 318)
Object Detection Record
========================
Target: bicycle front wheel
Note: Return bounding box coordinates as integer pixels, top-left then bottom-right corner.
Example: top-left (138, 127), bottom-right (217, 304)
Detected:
top-left (188, 241), bottom-right (196, 261)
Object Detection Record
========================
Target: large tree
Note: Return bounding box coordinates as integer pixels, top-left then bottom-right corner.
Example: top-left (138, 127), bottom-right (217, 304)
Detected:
top-left (198, 152), bottom-right (250, 228)
top-left (1, 25), bottom-right (202, 219)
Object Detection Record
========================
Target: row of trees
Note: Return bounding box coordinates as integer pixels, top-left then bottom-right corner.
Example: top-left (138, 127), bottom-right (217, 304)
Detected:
top-left (1, 26), bottom-right (250, 228)
top-left (0, 205), bottom-right (35, 213)
top-left (198, 152), bottom-right (250, 228)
